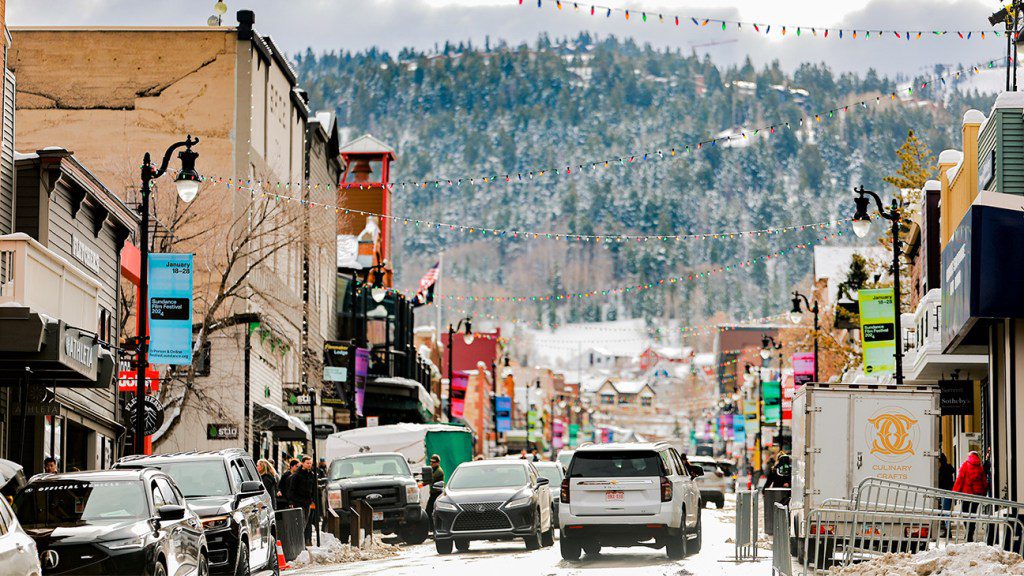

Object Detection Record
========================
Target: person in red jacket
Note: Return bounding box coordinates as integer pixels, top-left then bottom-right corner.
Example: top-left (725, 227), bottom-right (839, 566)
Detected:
top-left (953, 451), bottom-right (989, 541)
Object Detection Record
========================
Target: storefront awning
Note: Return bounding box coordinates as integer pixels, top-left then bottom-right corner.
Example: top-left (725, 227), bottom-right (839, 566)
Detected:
top-left (0, 310), bottom-right (114, 388)
top-left (363, 377), bottom-right (435, 423)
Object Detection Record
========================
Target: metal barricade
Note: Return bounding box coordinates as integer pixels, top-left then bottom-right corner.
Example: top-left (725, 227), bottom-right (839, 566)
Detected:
top-left (733, 490), bottom-right (759, 562)
top-left (763, 488), bottom-right (790, 536)
top-left (771, 502), bottom-right (793, 576)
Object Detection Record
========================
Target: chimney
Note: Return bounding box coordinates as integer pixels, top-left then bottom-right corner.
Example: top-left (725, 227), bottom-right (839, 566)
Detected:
top-left (237, 10), bottom-right (255, 40)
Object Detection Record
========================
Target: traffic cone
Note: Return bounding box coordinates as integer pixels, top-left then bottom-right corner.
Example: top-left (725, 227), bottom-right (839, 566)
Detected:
top-left (276, 539), bottom-right (289, 571)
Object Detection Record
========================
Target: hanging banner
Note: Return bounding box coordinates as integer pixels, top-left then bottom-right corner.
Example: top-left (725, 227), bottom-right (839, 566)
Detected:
top-left (148, 254), bottom-right (193, 365)
top-left (322, 341), bottom-right (351, 407)
top-left (553, 420), bottom-right (565, 450)
top-left (451, 373), bottom-right (469, 419)
top-left (859, 288), bottom-right (896, 375)
top-left (569, 423), bottom-right (579, 447)
top-left (495, 396), bottom-right (512, 432)
top-left (782, 378), bottom-right (795, 422)
top-left (527, 410), bottom-right (539, 442)
top-left (354, 347), bottom-right (369, 417)
top-left (792, 352), bottom-right (815, 387)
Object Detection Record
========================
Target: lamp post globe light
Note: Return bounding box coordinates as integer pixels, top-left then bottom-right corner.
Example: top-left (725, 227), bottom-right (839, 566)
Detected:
top-left (850, 185), bottom-right (905, 385)
top-left (446, 317), bottom-right (473, 420)
top-left (134, 136), bottom-right (200, 455)
top-left (790, 290), bottom-right (820, 383)
top-left (761, 334), bottom-right (781, 363)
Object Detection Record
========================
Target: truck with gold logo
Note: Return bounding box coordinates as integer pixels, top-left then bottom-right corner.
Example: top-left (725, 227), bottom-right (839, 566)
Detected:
top-left (788, 383), bottom-right (940, 565)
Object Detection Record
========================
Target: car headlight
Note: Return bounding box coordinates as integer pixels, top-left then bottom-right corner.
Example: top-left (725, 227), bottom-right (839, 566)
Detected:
top-left (201, 515), bottom-right (230, 530)
top-left (100, 535), bottom-right (146, 550)
top-left (328, 489), bottom-right (343, 509)
top-left (505, 496), bottom-right (532, 508)
top-left (406, 485), bottom-right (420, 504)
top-left (435, 500), bottom-right (458, 512)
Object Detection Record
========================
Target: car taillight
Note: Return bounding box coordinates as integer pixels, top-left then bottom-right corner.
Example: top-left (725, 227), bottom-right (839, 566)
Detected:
top-left (660, 476), bottom-right (672, 502)
top-left (814, 524), bottom-right (836, 535)
top-left (905, 526), bottom-right (930, 539)
top-left (560, 478), bottom-right (570, 503)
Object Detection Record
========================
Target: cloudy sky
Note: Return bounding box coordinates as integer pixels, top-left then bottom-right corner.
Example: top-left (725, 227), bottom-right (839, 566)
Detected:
top-left (7, 0), bottom-right (1009, 75)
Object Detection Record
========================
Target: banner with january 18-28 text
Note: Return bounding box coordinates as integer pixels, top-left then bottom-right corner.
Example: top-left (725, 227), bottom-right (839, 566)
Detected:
top-left (859, 288), bottom-right (896, 375)
top-left (148, 254), bottom-right (193, 365)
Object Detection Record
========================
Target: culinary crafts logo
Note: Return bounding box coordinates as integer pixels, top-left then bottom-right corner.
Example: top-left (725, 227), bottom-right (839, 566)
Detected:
top-left (867, 408), bottom-right (919, 462)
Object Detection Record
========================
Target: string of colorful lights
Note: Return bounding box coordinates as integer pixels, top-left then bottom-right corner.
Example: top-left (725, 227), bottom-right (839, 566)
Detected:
top-left (525, 0), bottom-right (1004, 40)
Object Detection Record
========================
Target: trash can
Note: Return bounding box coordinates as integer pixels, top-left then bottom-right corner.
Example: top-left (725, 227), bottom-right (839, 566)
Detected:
top-left (276, 507), bottom-right (306, 561)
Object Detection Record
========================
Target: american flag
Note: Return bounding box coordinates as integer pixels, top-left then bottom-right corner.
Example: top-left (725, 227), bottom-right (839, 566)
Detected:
top-left (415, 261), bottom-right (440, 305)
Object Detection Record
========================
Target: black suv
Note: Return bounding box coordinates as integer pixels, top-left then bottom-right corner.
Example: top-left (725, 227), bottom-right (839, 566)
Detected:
top-left (118, 449), bottom-right (277, 575)
top-left (13, 468), bottom-right (209, 576)
top-left (325, 453), bottom-right (429, 544)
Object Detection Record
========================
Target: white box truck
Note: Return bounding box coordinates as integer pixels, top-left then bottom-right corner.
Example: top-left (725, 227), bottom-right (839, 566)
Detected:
top-left (789, 383), bottom-right (940, 560)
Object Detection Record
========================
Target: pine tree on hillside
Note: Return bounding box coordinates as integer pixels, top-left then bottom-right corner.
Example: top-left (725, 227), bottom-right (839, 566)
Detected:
top-left (884, 130), bottom-right (934, 191)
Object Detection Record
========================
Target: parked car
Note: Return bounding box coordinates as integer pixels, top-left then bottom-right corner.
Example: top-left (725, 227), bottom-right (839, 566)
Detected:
top-left (118, 448), bottom-right (276, 575)
top-left (716, 459), bottom-right (737, 493)
top-left (555, 449), bottom-right (575, 470)
top-left (12, 468), bottom-right (208, 576)
top-left (533, 461), bottom-right (564, 529)
top-left (0, 492), bottom-right (41, 576)
top-left (558, 442), bottom-right (703, 560)
top-left (324, 453), bottom-right (429, 544)
top-left (689, 456), bottom-right (727, 508)
top-left (432, 460), bottom-right (554, 554)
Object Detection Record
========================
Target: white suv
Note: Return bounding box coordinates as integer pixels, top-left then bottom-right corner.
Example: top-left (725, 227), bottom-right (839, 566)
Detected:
top-left (558, 442), bottom-right (704, 560)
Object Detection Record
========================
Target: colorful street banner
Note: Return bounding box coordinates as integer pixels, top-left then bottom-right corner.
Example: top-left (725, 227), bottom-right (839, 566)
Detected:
top-left (552, 420), bottom-right (565, 449)
top-left (148, 253), bottom-right (193, 365)
top-left (782, 378), bottom-right (795, 422)
top-left (569, 423), bottom-right (579, 446)
top-left (354, 347), bottom-right (369, 416)
top-left (495, 396), bottom-right (512, 432)
top-left (527, 410), bottom-right (539, 442)
top-left (859, 288), bottom-right (896, 375)
top-left (792, 352), bottom-right (815, 387)
top-left (451, 373), bottom-right (469, 419)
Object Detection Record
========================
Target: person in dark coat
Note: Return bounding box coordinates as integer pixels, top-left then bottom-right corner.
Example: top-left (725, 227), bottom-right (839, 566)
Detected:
top-left (257, 459), bottom-right (279, 509)
top-left (953, 451), bottom-right (989, 541)
top-left (288, 456), bottom-right (318, 545)
top-left (938, 452), bottom-right (956, 536)
top-left (278, 459), bottom-right (299, 509)
top-left (426, 454), bottom-right (445, 531)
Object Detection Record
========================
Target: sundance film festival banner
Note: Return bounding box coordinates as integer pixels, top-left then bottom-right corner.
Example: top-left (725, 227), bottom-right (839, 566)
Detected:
top-left (859, 288), bottom-right (897, 375)
top-left (148, 254), bottom-right (193, 365)
top-left (451, 373), bottom-right (469, 419)
top-left (792, 352), bottom-right (815, 387)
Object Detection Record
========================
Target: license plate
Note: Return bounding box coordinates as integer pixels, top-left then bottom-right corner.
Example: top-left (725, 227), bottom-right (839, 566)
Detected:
top-left (372, 511), bottom-right (383, 521)
top-left (605, 490), bottom-right (624, 502)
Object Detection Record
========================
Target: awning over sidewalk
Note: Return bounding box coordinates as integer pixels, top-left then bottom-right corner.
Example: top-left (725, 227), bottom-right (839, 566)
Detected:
top-left (0, 309), bottom-right (114, 388)
top-left (254, 403), bottom-right (309, 441)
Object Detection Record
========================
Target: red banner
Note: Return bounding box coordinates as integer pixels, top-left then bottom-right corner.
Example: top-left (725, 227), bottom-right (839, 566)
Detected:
top-left (451, 373), bottom-right (469, 419)
top-left (118, 369), bottom-right (160, 393)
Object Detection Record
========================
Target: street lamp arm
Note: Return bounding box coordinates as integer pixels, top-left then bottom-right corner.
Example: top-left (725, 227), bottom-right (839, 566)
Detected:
top-left (793, 291), bottom-right (811, 312)
top-left (854, 185), bottom-right (899, 221)
top-left (149, 136), bottom-right (200, 180)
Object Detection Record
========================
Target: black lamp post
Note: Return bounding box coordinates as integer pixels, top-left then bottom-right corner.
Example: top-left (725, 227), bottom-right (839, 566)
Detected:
top-left (446, 317), bottom-right (473, 421)
top-left (134, 136), bottom-right (200, 455)
top-left (790, 291), bottom-right (820, 383)
top-left (851, 185), bottom-right (904, 385)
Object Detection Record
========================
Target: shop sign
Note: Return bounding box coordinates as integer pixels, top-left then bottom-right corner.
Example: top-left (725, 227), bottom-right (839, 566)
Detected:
top-left (938, 380), bottom-right (974, 416)
top-left (366, 416), bottom-right (379, 427)
top-left (72, 235), bottom-right (101, 274)
top-left (59, 325), bottom-right (99, 380)
top-left (148, 254), bottom-right (193, 365)
top-left (494, 396), bottom-right (512, 432)
top-left (313, 423), bottom-right (336, 439)
top-left (207, 423), bottom-right (239, 440)
top-left (859, 288), bottom-right (896, 375)
top-left (124, 395), bottom-right (165, 436)
top-left (322, 341), bottom-right (351, 407)
top-left (117, 368), bottom-right (160, 393)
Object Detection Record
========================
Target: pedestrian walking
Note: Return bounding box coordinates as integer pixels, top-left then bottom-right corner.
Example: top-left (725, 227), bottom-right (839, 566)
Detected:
top-left (278, 458), bottom-right (299, 509)
top-left (257, 459), bottom-right (279, 510)
top-left (288, 456), bottom-right (318, 545)
top-left (317, 458), bottom-right (328, 479)
top-left (426, 454), bottom-right (445, 531)
top-left (953, 451), bottom-right (989, 542)
top-left (938, 452), bottom-right (956, 536)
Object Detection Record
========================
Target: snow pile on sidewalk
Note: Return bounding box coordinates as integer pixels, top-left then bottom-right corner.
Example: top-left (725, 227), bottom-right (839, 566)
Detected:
top-left (289, 532), bottom-right (400, 568)
top-left (830, 543), bottom-right (1024, 576)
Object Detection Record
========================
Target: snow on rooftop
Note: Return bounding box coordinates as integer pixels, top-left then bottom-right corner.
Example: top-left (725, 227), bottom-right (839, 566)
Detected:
top-left (993, 90), bottom-right (1024, 110)
top-left (612, 380), bottom-right (651, 395)
top-left (938, 149), bottom-right (963, 165)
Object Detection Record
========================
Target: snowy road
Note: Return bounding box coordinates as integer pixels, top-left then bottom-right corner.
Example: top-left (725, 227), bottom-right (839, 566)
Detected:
top-left (285, 495), bottom-right (773, 576)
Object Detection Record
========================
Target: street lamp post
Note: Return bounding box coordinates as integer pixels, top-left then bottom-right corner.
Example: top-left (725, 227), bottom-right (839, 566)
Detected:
top-left (446, 317), bottom-right (473, 421)
top-left (790, 291), bottom-right (819, 383)
top-left (134, 136), bottom-right (201, 455)
top-left (851, 185), bottom-right (904, 385)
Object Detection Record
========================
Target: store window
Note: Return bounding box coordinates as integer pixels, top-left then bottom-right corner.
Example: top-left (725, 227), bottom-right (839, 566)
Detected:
top-left (44, 415), bottom-right (64, 472)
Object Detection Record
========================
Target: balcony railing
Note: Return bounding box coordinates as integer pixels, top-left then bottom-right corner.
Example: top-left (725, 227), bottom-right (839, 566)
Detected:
top-left (903, 288), bottom-right (986, 381)
top-left (0, 233), bottom-right (100, 333)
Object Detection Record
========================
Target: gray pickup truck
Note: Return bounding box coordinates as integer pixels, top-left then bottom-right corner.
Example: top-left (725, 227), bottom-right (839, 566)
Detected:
top-left (324, 452), bottom-right (430, 544)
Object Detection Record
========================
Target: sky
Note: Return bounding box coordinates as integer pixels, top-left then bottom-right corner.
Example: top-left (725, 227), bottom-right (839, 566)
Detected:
top-left (7, 0), bottom-right (1010, 76)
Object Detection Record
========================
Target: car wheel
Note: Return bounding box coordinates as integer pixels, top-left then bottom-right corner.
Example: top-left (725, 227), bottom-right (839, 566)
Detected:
top-left (400, 516), bottom-right (431, 545)
top-left (264, 532), bottom-right (280, 575)
top-left (666, 510), bottom-right (687, 560)
top-left (198, 553), bottom-right (211, 576)
top-left (687, 510), bottom-right (703, 555)
top-left (715, 496), bottom-right (725, 509)
top-left (234, 541), bottom-right (250, 576)
top-left (524, 513), bottom-right (542, 550)
top-left (455, 539), bottom-right (471, 552)
top-left (152, 559), bottom-right (167, 576)
top-left (541, 525), bottom-right (555, 547)
top-left (582, 543), bottom-right (600, 556)
top-left (559, 536), bottom-right (581, 561)
top-left (435, 538), bottom-right (454, 555)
